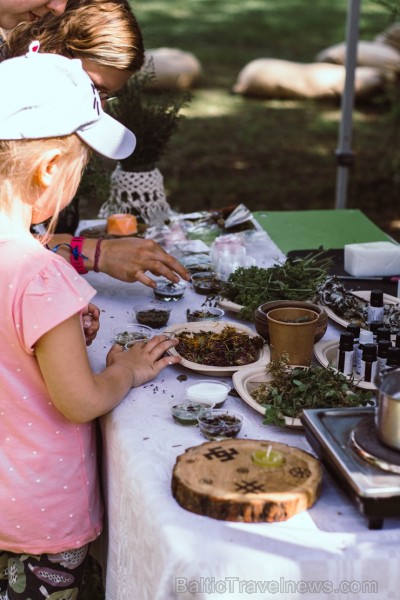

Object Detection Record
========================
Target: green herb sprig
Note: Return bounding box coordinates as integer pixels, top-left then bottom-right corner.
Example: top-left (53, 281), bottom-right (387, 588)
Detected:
top-left (220, 250), bottom-right (333, 321)
top-left (251, 357), bottom-right (374, 427)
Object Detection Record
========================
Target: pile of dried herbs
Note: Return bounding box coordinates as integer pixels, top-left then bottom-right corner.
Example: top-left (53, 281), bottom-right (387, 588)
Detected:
top-left (251, 357), bottom-right (374, 427)
top-left (175, 325), bottom-right (264, 366)
top-left (220, 250), bottom-right (333, 321)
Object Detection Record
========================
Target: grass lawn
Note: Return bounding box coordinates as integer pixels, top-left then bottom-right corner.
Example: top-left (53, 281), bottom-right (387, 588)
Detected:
top-left (79, 0), bottom-right (400, 240)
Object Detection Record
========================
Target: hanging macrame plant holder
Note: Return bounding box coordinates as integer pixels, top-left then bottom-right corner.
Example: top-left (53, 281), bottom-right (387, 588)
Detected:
top-left (98, 164), bottom-right (172, 226)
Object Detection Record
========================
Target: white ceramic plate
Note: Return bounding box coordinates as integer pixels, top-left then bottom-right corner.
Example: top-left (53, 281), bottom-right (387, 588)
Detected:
top-left (320, 290), bottom-right (400, 329)
top-left (313, 339), bottom-right (376, 390)
top-left (232, 365), bottom-right (303, 428)
top-left (164, 320), bottom-right (270, 376)
top-left (217, 297), bottom-right (243, 314)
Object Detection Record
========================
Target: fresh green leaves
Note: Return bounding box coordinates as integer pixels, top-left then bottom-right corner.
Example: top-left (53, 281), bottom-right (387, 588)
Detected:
top-left (220, 250), bottom-right (333, 321)
top-left (251, 357), bottom-right (374, 427)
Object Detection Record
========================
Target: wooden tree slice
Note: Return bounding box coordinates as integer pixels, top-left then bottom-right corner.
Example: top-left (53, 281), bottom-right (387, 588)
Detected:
top-left (172, 439), bottom-right (322, 522)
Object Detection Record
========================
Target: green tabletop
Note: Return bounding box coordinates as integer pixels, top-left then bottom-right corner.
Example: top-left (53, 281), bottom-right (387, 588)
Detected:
top-left (253, 209), bottom-right (391, 254)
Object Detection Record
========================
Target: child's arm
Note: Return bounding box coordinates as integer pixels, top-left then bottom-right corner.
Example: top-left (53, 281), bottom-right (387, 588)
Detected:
top-left (35, 312), bottom-right (180, 423)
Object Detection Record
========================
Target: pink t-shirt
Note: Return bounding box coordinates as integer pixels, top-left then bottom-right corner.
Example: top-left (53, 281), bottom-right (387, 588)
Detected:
top-left (0, 234), bottom-right (103, 554)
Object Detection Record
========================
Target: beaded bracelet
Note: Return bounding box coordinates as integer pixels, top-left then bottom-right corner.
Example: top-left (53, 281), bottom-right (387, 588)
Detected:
top-left (94, 238), bottom-right (104, 273)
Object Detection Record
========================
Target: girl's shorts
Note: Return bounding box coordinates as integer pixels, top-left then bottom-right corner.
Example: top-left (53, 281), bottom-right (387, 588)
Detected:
top-left (0, 544), bottom-right (89, 600)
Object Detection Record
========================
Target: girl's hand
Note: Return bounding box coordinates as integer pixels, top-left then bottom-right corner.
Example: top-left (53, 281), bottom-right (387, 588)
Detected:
top-left (82, 303), bottom-right (100, 345)
top-left (106, 334), bottom-right (181, 387)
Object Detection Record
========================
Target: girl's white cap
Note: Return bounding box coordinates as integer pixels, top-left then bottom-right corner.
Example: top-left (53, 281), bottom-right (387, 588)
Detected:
top-left (0, 42), bottom-right (136, 160)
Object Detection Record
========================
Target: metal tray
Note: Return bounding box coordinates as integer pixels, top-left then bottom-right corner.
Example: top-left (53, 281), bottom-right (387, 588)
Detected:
top-left (302, 407), bottom-right (400, 529)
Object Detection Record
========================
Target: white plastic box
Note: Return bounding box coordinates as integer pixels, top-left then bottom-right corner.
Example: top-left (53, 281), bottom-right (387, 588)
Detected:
top-left (344, 241), bottom-right (400, 276)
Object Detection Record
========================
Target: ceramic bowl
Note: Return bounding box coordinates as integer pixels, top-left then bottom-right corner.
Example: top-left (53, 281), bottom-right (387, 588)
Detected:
top-left (254, 300), bottom-right (328, 343)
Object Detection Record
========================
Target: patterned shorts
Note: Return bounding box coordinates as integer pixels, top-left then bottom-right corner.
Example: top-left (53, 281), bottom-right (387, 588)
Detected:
top-left (0, 544), bottom-right (89, 600)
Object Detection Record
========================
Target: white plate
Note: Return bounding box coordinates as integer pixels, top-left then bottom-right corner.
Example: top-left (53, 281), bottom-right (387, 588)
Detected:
top-left (217, 297), bottom-right (243, 314)
top-left (320, 290), bottom-right (400, 329)
top-left (232, 365), bottom-right (303, 428)
top-left (313, 339), bottom-right (376, 390)
top-left (164, 320), bottom-right (270, 376)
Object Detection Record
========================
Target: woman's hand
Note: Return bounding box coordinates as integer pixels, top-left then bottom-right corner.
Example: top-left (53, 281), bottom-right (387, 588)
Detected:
top-left (47, 234), bottom-right (190, 287)
top-left (82, 303), bottom-right (100, 345)
top-left (106, 334), bottom-right (181, 387)
top-left (97, 237), bottom-right (190, 286)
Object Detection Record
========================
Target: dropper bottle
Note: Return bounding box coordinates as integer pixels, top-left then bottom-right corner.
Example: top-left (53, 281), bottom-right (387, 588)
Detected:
top-left (386, 346), bottom-right (400, 368)
top-left (346, 323), bottom-right (360, 367)
top-left (367, 290), bottom-right (384, 325)
top-left (377, 339), bottom-right (391, 373)
top-left (337, 332), bottom-right (354, 376)
top-left (360, 343), bottom-right (377, 383)
top-left (356, 329), bottom-right (374, 375)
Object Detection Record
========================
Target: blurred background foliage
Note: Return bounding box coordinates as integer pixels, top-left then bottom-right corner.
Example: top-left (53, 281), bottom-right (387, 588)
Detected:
top-left (79, 0), bottom-right (400, 238)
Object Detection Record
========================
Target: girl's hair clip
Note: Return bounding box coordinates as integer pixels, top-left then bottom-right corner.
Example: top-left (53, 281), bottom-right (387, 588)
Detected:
top-left (28, 40), bottom-right (40, 54)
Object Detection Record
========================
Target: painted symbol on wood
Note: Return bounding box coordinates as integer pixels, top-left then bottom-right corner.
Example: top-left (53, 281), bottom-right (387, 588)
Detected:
top-left (234, 480), bottom-right (266, 494)
top-left (204, 447), bottom-right (239, 462)
top-left (289, 466), bottom-right (311, 479)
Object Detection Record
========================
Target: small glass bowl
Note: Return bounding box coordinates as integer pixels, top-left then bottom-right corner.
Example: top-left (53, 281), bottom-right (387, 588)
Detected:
top-left (185, 380), bottom-right (230, 408)
top-left (190, 272), bottom-right (221, 295)
top-left (112, 324), bottom-right (153, 346)
top-left (153, 279), bottom-right (186, 302)
top-left (186, 307), bottom-right (224, 322)
top-left (171, 401), bottom-right (215, 426)
top-left (135, 304), bottom-right (171, 328)
top-left (197, 409), bottom-right (243, 441)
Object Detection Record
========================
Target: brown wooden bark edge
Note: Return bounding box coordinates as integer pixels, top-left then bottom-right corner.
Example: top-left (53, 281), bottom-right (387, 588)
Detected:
top-left (171, 439), bottom-right (322, 523)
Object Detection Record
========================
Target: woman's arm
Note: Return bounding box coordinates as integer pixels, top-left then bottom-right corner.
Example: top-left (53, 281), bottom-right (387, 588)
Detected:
top-left (35, 312), bottom-right (181, 423)
top-left (47, 234), bottom-right (190, 286)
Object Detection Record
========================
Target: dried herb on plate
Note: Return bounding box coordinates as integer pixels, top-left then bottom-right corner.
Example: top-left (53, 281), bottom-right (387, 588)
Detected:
top-left (251, 357), bottom-right (374, 427)
top-left (317, 276), bottom-right (400, 330)
top-left (175, 325), bottom-right (264, 366)
top-left (316, 276), bottom-right (365, 324)
top-left (220, 250), bottom-right (333, 321)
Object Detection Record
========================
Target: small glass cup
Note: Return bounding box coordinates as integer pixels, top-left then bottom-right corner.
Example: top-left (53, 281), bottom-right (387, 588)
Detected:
top-left (197, 409), bottom-right (243, 441)
top-left (153, 279), bottom-right (186, 302)
top-left (185, 380), bottom-right (230, 407)
top-left (135, 304), bottom-right (171, 328)
top-left (112, 324), bottom-right (153, 346)
top-left (190, 271), bottom-right (221, 295)
top-left (171, 400), bottom-right (215, 426)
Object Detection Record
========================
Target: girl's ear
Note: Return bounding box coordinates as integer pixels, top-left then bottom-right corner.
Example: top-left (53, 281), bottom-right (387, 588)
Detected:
top-left (35, 149), bottom-right (63, 189)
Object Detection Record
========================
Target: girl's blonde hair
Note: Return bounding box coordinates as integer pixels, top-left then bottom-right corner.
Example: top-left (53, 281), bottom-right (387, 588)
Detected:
top-left (3, 0), bottom-right (144, 72)
top-left (0, 135), bottom-right (90, 242)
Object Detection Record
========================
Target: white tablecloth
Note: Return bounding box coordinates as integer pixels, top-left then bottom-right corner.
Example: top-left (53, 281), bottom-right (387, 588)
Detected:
top-left (80, 223), bottom-right (400, 600)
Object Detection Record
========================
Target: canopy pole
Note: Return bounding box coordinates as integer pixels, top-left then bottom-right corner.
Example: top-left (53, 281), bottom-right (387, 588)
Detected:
top-left (335, 0), bottom-right (361, 209)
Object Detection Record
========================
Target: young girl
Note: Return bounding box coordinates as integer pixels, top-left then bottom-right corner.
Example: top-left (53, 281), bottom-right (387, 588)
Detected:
top-left (0, 46), bottom-right (181, 599)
